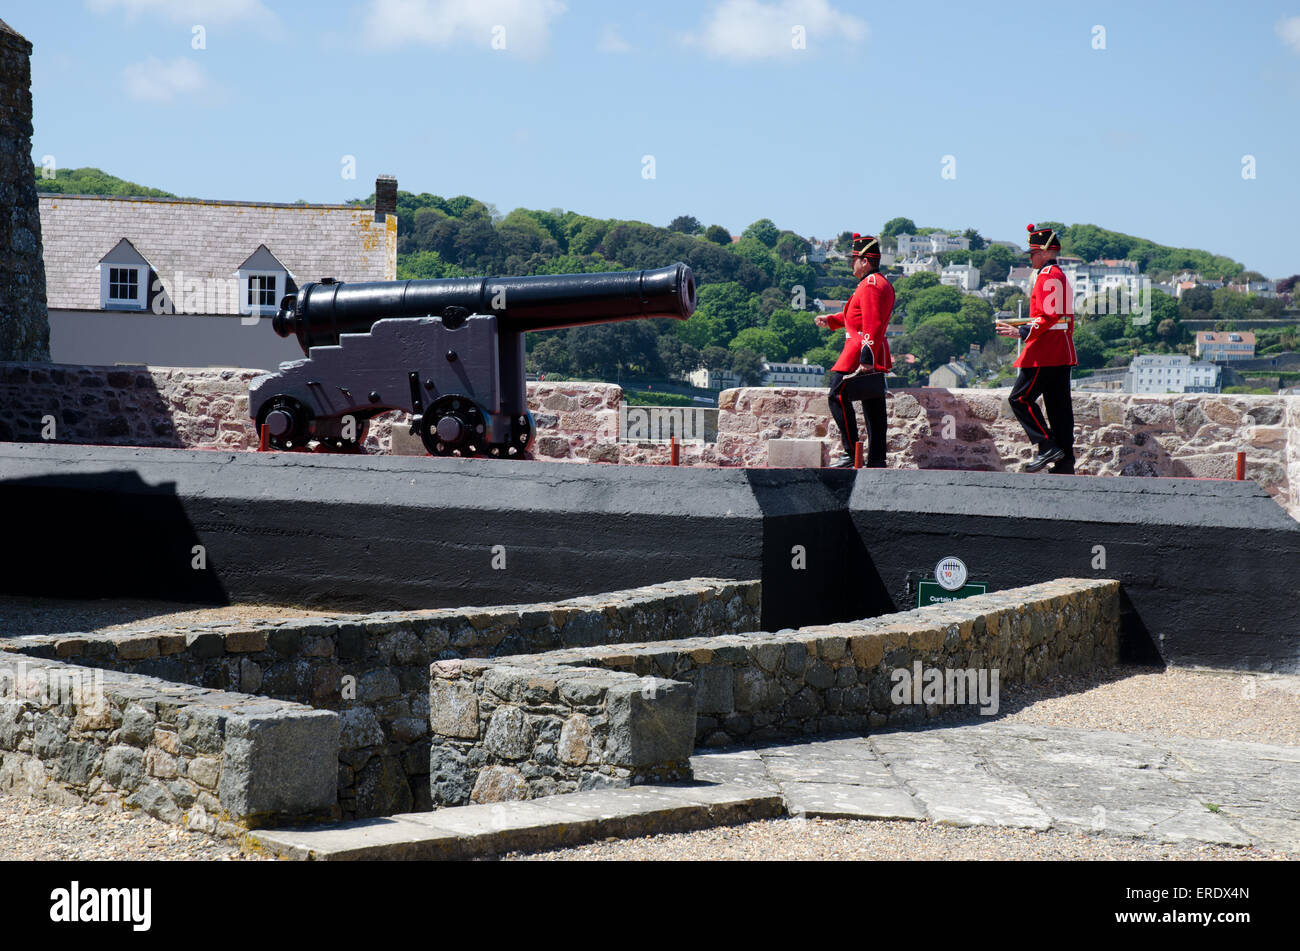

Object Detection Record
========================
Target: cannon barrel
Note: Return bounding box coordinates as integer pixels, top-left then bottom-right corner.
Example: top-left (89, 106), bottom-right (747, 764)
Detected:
top-left (273, 262), bottom-right (696, 352)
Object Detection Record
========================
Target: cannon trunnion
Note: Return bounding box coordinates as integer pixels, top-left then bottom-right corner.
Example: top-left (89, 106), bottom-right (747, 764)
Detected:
top-left (248, 263), bottom-right (696, 457)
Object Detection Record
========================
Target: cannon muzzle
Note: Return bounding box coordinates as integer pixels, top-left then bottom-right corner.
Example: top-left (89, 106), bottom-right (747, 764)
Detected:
top-left (273, 262), bottom-right (697, 352)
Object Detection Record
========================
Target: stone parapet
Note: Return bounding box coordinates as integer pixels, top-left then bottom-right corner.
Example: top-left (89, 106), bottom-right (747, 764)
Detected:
top-left (0, 656), bottom-right (338, 835)
top-left (428, 579), bottom-right (1120, 755)
top-left (2, 365), bottom-right (1296, 520)
top-left (2, 578), bottom-right (758, 821)
top-left (427, 659), bottom-right (695, 807)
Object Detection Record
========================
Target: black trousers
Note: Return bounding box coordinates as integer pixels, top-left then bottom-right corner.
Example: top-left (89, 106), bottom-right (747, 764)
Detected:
top-left (828, 372), bottom-right (887, 465)
top-left (1009, 365), bottom-right (1074, 459)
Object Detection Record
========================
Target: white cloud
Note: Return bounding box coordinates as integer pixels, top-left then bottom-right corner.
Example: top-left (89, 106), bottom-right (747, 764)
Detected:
top-left (361, 0), bottom-right (567, 58)
top-left (1277, 16), bottom-right (1300, 54)
top-left (597, 24), bottom-right (632, 53)
top-left (87, 0), bottom-right (275, 26)
top-left (685, 0), bottom-right (867, 62)
top-left (122, 57), bottom-right (208, 103)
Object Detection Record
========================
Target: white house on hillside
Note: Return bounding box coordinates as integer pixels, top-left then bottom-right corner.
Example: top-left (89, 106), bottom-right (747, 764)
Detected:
top-left (940, 260), bottom-right (981, 291)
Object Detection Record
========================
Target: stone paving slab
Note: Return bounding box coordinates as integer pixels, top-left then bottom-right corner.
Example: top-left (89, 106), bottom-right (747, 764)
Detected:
top-left (697, 723), bottom-right (1300, 851)
top-left (249, 722), bottom-right (1300, 859)
top-left (247, 782), bottom-right (782, 860)
top-left (782, 782), bottom-right (926, 821)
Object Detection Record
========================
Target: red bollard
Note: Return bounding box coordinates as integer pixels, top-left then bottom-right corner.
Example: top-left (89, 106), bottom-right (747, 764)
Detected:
top-left (258, 424), bottom-right (271, 452)
top-left (670, 437), bottom-right (680, 467)
top-left (854, 441), bottom-right (864, 469)
top-left (1236, 451), bottom-right (1246, 481)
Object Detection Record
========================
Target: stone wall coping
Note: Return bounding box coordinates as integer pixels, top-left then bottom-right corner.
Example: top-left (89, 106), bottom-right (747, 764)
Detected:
top-left (5, 577), bottom-right (758, 657)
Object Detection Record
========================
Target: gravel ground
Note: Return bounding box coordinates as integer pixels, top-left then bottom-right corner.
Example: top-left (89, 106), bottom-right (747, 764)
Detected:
top-left (0, 799), bottom-right (264, 861)
top-left (506, 817), bottom-right (1294, 861)
top-left (0, 596), bottom-right (339, 637)
top-left (923, 664), bottom-right (1300, 747)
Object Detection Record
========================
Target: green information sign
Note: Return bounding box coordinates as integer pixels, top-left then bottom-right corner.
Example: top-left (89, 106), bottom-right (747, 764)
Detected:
top-left (917, 580), bottom-right (988, 608)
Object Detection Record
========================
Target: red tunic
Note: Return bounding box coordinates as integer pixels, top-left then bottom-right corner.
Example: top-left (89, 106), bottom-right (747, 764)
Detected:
top-left (1014, 263), bottom-right (1077, 368)
top-left (825, 273), bottom-right (894, 373)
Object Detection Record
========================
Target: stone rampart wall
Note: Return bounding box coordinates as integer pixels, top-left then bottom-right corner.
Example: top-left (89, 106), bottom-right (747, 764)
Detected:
top-left (426, 579), bottom-right (1120, 804)
top-left (3, 579), bottom-right (758, 820)
top-left (2, 362), bottom-right (1296, 518)
top-left (0, 656), bottom-right (337, 835)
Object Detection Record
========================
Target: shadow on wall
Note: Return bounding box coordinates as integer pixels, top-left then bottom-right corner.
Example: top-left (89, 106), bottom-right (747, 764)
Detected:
top-left (0, 469), bottom-right (229, 608)
top-left (0, 362), bottom-right (258, 449)
top-left (743, 466), bottom-right (896, 628)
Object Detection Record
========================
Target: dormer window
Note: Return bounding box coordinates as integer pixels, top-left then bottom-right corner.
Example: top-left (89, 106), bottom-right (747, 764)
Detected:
top-left (98, 237), bottom-right (153, 311)
top-left (236, 244), bottom-right (292, 318)
top-left (246, 273), bottom-right (278, 309)
top-left (108, 267), bottom-right (140, 304)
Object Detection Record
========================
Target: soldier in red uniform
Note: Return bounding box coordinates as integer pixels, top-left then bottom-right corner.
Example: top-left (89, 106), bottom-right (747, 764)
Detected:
top-left (814, 234), bottom-right (895, 468)
top-left (995, 224), bottom-right (1077, 473)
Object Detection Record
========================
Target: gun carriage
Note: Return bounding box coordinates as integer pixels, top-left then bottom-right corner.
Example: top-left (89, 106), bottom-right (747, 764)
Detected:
top-left (249, 263), bottom-right (696, 458)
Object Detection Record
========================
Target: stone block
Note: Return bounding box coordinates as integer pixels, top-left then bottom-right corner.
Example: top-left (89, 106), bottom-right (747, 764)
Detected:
top-left (217, 709), bottom-right (339, 820)
top-left (604, 679), bottom-right (695, 768)
top-left (766, 439), bottom-right (824, 468)
top-left (429, 680), bottom-right (479, 739)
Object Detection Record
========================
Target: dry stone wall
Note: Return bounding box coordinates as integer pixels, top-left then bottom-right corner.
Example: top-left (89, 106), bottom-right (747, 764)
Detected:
top-left (3, 579), bottom-right (759, 821)
top-left (0, 656), bottom-right (338, 835)
top-left (426, 579), bottom-right (1120, 804)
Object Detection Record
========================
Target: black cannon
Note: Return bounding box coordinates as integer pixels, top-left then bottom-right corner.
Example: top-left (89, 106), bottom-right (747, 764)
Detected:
top-left (248, 262), bottom-right (696, 457)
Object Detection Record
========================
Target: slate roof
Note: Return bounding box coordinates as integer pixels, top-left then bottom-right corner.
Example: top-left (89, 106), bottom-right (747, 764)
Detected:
top-left (39, 193), bottom-right (397, 314)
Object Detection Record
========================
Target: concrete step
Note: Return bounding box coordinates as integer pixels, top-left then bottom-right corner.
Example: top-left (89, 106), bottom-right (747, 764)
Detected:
top-left (247, 782), bottom-right (783, 861)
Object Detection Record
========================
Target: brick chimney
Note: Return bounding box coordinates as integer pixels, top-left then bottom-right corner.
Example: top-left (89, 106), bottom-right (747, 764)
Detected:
top-left (374, 175), bottom-right (398, 223)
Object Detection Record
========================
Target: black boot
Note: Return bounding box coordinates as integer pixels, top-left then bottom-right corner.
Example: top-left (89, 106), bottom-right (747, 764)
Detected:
top-left (1024, 445), bottom-right (1064, 472)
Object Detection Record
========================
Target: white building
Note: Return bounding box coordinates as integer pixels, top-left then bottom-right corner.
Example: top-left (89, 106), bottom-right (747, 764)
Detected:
top-left (1196, 332), bottom-right (1256, 361)
top-left (1059, 259), bottom-right (1144, 305)
top-left (762, 360), bottom-right (826, 388)
top-left (940, 260), bottom-right (981, 291)
top-left (900, 254), bottom-right (942, 277)
top-left (686, 367), bottom-right (741, 390)
top-left (1124, 354), bottom-right (1220, 394)
top-left (895, 232), bottom-right (970, 256)
top-left (929, 360), bottom-right (973, 388)
top-left (1004, 267), bottom-right (1033, 292)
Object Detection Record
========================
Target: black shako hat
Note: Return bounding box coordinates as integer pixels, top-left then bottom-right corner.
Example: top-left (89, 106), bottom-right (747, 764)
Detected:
top-left (851, 233), bottom-right (882, 257)
top-left (1026, 223), bottom-right (1061, 250)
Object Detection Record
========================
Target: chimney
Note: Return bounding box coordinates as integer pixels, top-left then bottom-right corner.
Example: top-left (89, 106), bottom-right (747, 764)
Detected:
top-left (374, 174), bottom-right (398, 223)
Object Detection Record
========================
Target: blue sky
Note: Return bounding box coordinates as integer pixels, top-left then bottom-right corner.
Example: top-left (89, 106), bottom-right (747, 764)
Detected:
top-left (19, 0), bottom-right (1300, 276)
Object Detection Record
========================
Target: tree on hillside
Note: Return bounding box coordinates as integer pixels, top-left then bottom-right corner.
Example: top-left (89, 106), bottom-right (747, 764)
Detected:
top-left (669, 215), bottom-right (703, 234)
top-left (775, 231), bottom-right (811, 263)
top-left (1180, 285), bottom-right (1213, 313)
top-left (704, 224), bottom-right (731, 245)
top-left (32, 165), bottom-right (178, 198)
top-left (835, 231), bottom-right (854, 252)
top-left (962, 228), bottom-right (987, 251)
top-left (730, 348), bottom-right (765, 385)
top-left (906, 285), bottom-right (965, 326)
top-left (882, 217), bottom-right (916, 238)
top-left (742, 218), bottom-right (780, 248)
top-left (767, 309), bottom-right (822, 358)
top-left (980, 243), bottom-right (1019, 283)
top-left (1073, 328), bottom-right (1106, 368)
top-left (730, 327), bottom-right (786, 361)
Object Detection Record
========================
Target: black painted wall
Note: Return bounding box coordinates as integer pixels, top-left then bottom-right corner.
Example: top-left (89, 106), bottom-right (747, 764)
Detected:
top-left (1, 444), bottom-right (1296, 671)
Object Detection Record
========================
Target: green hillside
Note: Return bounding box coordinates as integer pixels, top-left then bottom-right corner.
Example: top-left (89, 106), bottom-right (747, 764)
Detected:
top-left (30, 167), bottom-right (1291, 386)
